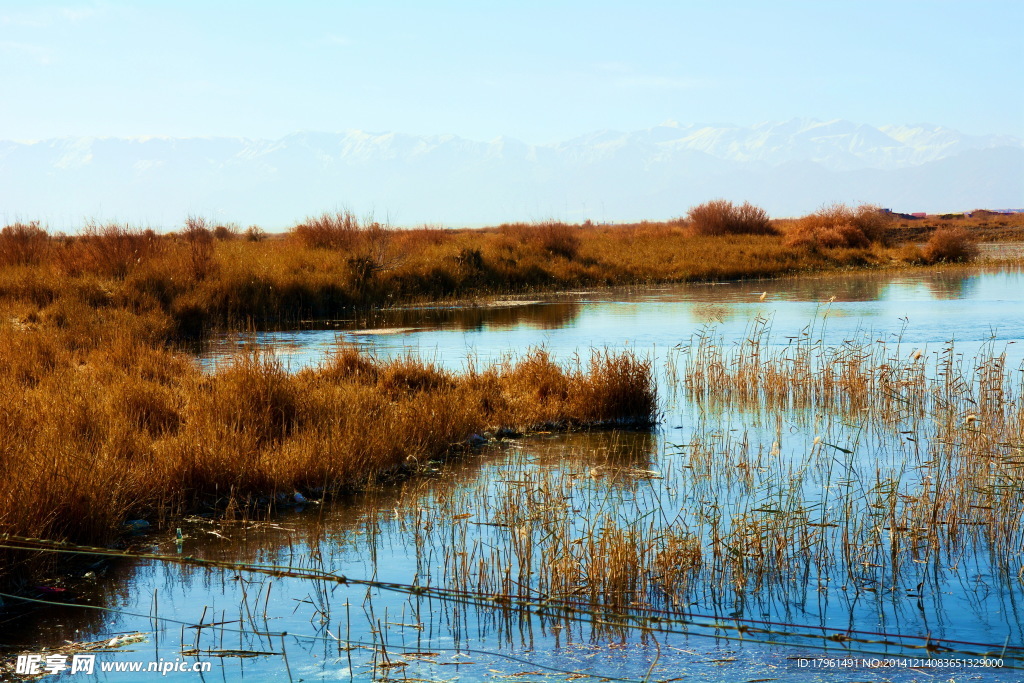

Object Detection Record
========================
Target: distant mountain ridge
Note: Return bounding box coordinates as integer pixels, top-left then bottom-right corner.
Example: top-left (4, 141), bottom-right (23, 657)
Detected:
top-left (1, 119), bottom-right (1021, 228)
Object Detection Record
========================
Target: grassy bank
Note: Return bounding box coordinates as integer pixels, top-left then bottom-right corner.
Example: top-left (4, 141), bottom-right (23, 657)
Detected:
top-left (3, 206), bottom-right (1017, 336)
top-left (0, 223), bottom-right (837, 335)
top-left (0, 306), bottom-right (655, 581)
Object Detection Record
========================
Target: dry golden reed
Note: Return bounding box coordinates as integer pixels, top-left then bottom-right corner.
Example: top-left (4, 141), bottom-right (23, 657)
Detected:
top-left (0, 203), bottom-right (1014, 587)
top-left (0, 305), bottom-right (655, 578)
top-left (3, 204), bottom-right (998, 337)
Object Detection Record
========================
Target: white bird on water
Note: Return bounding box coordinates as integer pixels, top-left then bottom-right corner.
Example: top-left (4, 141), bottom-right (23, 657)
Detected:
top-left (759, 292), bottom-right (767, 301)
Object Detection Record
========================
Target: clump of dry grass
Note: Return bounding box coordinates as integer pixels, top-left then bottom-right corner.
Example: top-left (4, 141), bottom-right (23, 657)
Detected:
top-left (55, 223), bottom-right (163, 278)
top-left (685, 199), bottom-right (773, 236)
top-left (292, 210), bottom-right (364, 250)
top-left (180, 216), bottom-right (216, 282)
top-left (244, 225), bottom-right (267, 242)
top-left (894, 242), bottom-right (926, 264)
top-left (784, 203), bottom-right (894, 249)
top-left (497, 222), bottom-right (583, 259)
top-left (0, 296), bottom-right (655, 581)
top-left (0, 221), bottom-right (50, 267)
top-left (921, 227), bottom-right (979, 263)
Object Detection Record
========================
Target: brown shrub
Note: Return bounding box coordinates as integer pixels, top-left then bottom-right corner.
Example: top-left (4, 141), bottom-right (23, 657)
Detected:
top-left (0, 221), bottom-right (50, 266)
top-left (213, 223), bottom-right (240, 240)
top-left (60, 223), bottom-right (162, 278)
top-left (245, 225), bottom-right (267, 242)
top-left (292, 211), bottom-right (362, 250)
top-left (785, 203), bottom-right (893, 249)
top-left (535, 222), bottom-right (581, 259)
top-left (687, 199), bottom-right (773, 236)
top-left (922, 227), bottom-right (979, 263)
top-left (182, 216), bottom-right (216, 281)
top-left (852, 204), bottom-right (895, 244)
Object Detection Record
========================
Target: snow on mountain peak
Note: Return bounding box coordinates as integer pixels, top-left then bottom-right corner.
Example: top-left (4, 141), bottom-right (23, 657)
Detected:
top-left (1, 120), bottom-right (1020, 228)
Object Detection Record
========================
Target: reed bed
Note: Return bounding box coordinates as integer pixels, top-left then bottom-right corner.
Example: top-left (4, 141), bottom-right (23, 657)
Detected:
top-left (239, 326), bottom-right (1024, 645)
top-left (2, 210), bottom-right (987, 337)
top-left (8, 325), bottom-right (1022, 674)
top-left (0, 299), bottom-right (655, 582)
top-left (2, 205), bottom-right (1022, 673)
top-left (678, 331), bottom-right (1024, 587)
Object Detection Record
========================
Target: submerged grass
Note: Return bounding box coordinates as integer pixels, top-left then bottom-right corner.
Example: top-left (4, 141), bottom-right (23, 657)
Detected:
top-left (314, 328), bottom-right (1023, 656)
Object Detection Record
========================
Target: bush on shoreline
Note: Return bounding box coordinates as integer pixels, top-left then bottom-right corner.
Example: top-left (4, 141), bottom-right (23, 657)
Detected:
top-left (921, 227), bottom-right (979, 263)
top-left (784, 203), bottom-right (895, 249)
top-left (685, 199), bottom-right (774, 236)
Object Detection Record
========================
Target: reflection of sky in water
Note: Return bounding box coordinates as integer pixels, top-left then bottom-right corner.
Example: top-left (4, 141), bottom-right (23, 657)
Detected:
top-left (199, 268), bottom-right (1024, 370)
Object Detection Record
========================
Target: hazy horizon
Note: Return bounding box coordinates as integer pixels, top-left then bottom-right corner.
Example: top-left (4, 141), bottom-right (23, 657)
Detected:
top-left (2, 118), bottom-right (1022, 230)
top-left (2, 1), bottom-right (1021, 228)
top-left (6, 115), bottom-right (1023, 146)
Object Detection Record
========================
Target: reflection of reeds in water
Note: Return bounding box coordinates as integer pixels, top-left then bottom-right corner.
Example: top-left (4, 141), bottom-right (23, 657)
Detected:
top-left (6, 312), bottom-right (1024, 672)
top-left (676, 321), bottom-right (1023, 589)
top-left (7, 383), bottom-right (1023, 674)
top-left (327, 323), bottom-right (1024, 645)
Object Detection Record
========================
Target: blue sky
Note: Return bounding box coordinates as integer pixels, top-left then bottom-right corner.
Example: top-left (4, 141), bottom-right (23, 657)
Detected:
top-left (1, 0), bottom-right (1022, 142)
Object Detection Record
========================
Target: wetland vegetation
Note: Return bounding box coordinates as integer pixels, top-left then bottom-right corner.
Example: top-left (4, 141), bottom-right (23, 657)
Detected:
top-left (1, 203), bottom-right (1016, 336)
top-left (2, 203), bottom-right (1024, 679)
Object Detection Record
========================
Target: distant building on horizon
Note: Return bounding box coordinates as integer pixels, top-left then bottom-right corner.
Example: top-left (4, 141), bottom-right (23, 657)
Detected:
top-left (883, 208), bottom-right (1024, 219)
top-left (965, 208), bottom-right (1024, 217)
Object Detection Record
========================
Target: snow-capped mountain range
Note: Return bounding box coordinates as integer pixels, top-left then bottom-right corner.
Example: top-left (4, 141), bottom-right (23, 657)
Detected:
top-left (1, 119), bottom-right (1021, 229)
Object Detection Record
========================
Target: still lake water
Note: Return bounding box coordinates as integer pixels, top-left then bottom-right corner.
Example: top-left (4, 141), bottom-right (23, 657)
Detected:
top-left (10, 267), bottom-right (1024, 682)
top-left (197, 267), bottom-right (1024, 371)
